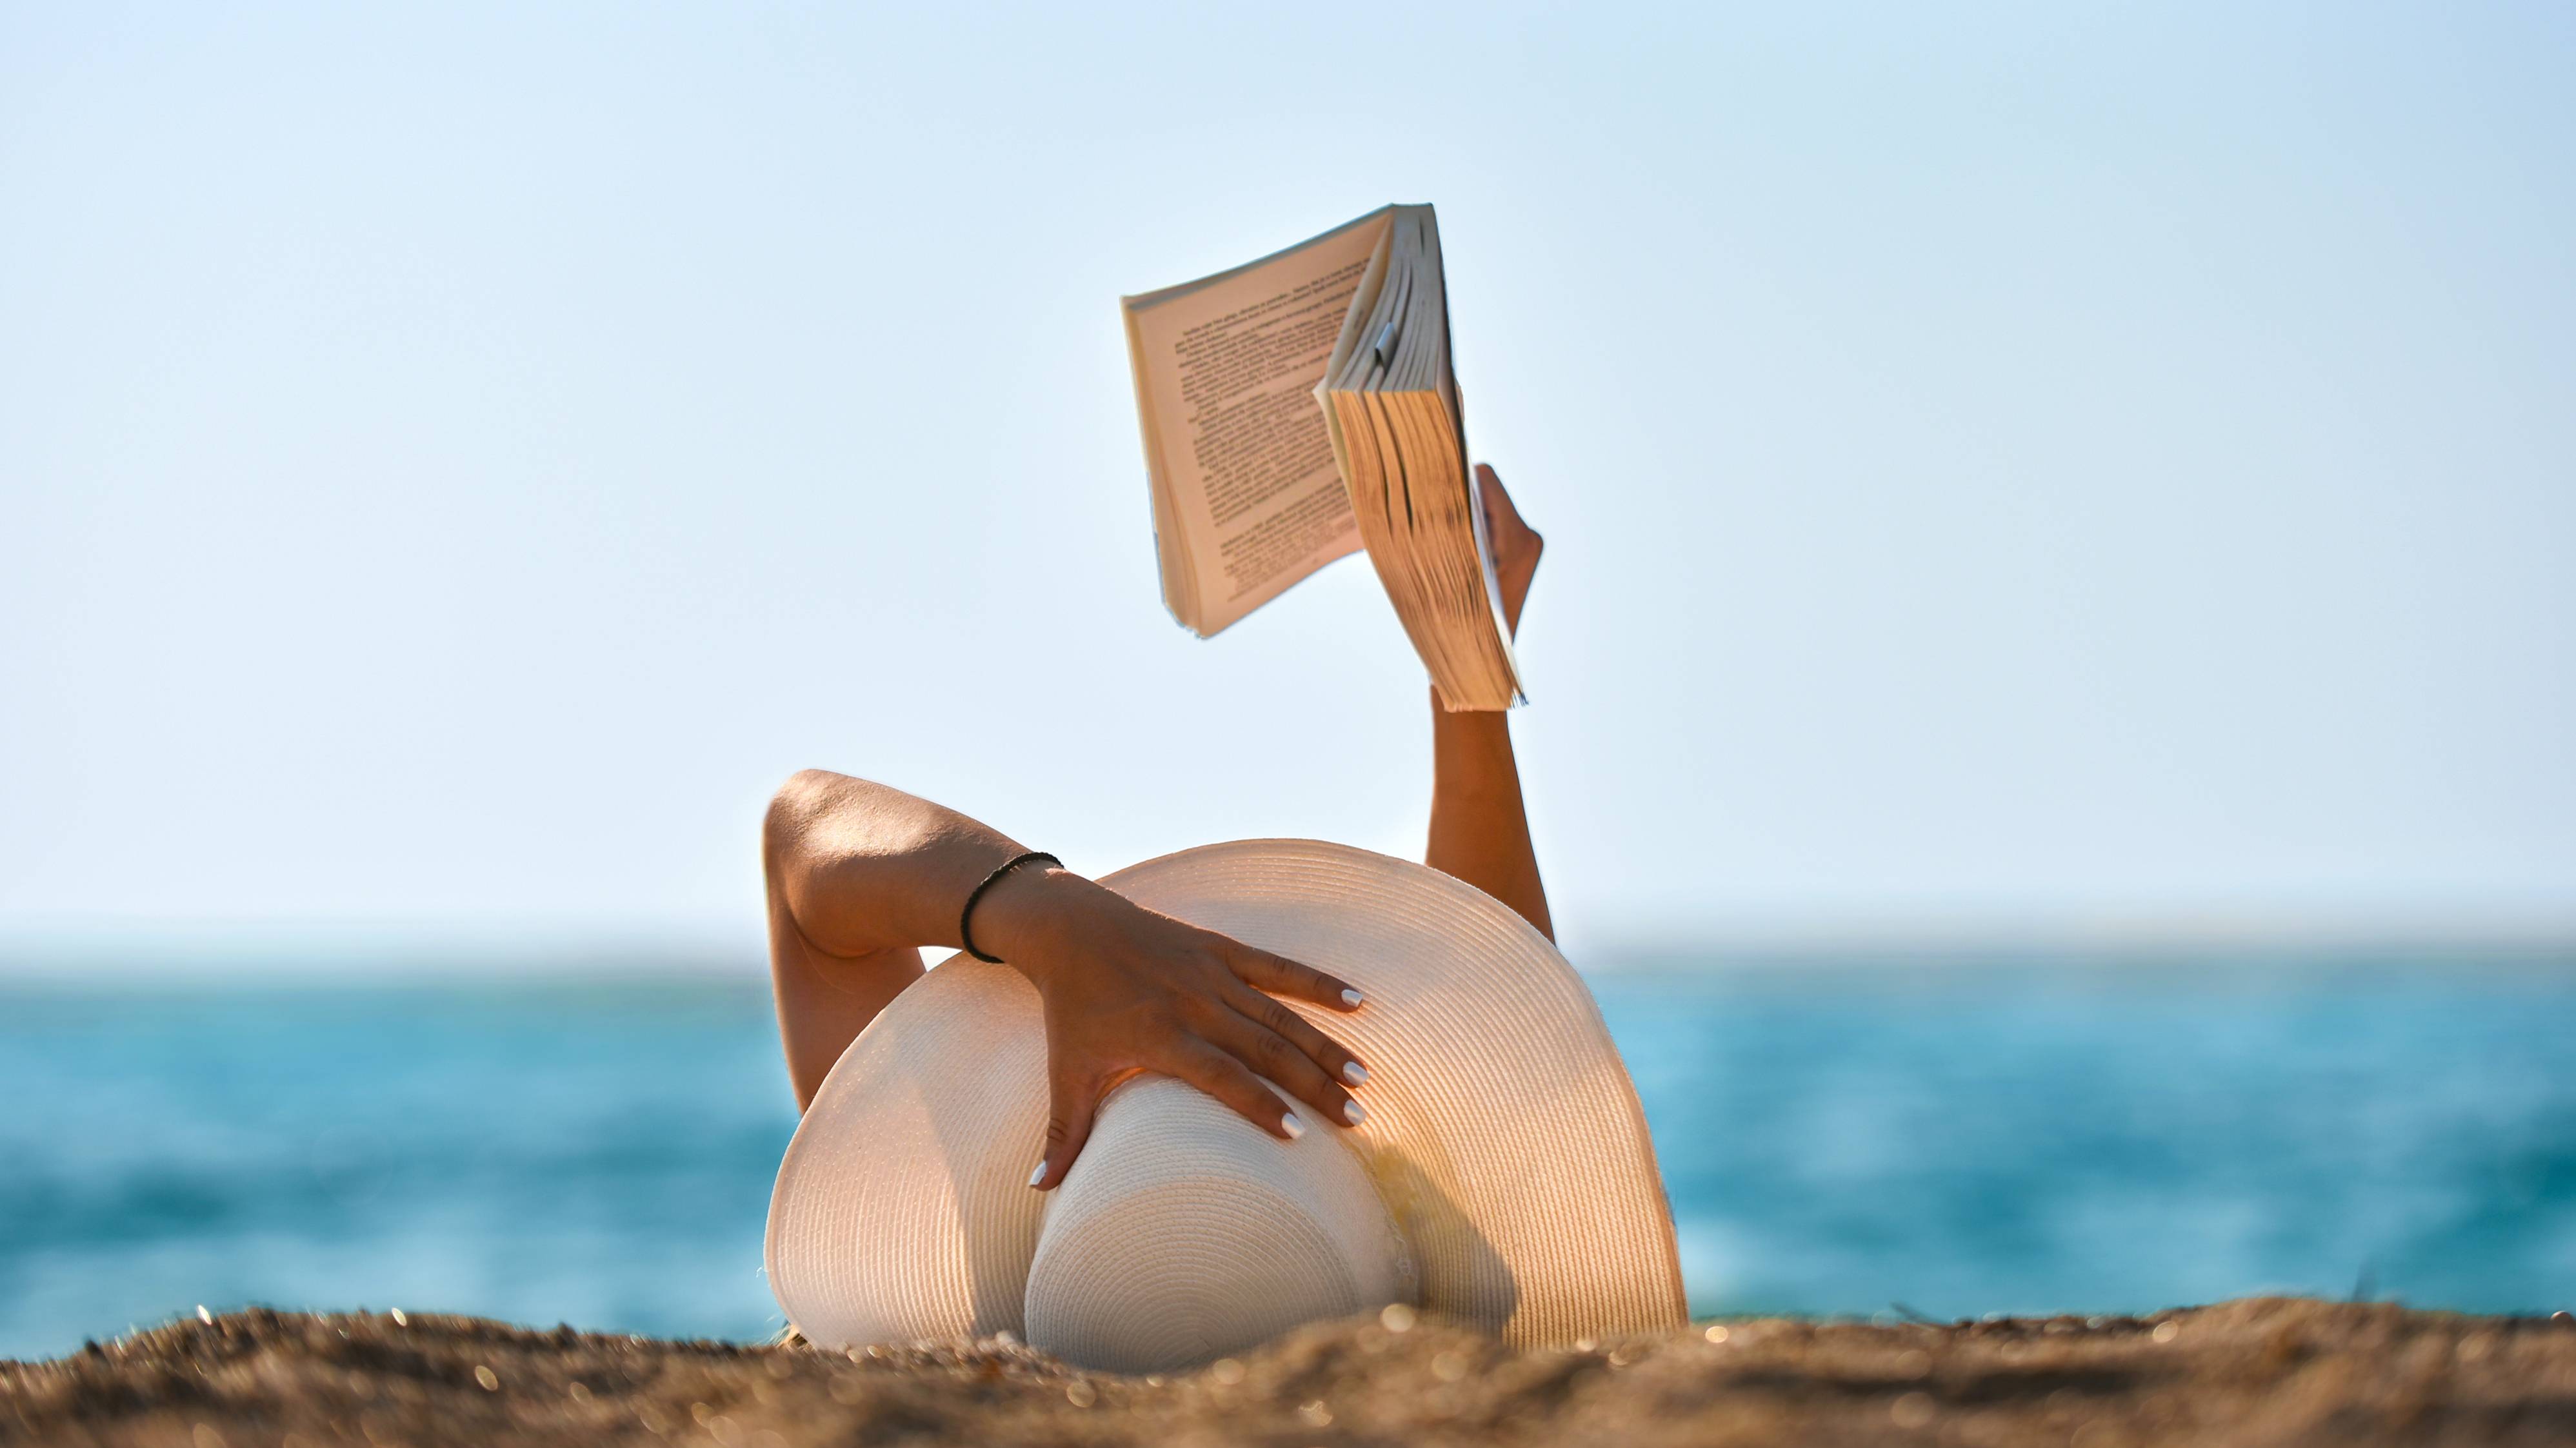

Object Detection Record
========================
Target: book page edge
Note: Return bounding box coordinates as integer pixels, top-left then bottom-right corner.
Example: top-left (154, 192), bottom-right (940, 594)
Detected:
top-left (1121, 299), bottom-right (1204, 633)
top-left (1121, 205), bottom-right (1397, 315)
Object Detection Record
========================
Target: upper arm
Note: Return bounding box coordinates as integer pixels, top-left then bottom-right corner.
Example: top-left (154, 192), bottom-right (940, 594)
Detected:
top-left (766, 852), bottom-right (925, 1111)
top-left (760, 768), bottom-right (1030, 1107)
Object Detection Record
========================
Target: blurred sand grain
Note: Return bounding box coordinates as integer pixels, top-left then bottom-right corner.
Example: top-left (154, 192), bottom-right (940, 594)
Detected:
top-left (6, 1297), bottom-right (2573, 1447)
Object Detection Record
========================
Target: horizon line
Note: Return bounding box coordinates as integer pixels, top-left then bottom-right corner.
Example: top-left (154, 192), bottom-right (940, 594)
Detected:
top-left (3, 915), bottom-right (2573, 982)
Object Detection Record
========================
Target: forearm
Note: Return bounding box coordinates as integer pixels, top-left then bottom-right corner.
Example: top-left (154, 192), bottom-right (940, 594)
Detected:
top-left (763, 769), bottom-right (1042, 1107)
top-left (761, 768), bottom-right (1373, 1156)
top-left (763, 769), bottom-right (1037, 957)
top-left (1425, 693), bottom-right (1553, 940)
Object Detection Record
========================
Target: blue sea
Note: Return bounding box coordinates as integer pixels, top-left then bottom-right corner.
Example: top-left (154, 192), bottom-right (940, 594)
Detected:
top-left (4, 955), bottom-right (2573, 1362)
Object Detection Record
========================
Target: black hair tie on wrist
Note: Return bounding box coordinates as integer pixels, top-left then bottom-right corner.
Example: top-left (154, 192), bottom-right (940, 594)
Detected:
top-left (959, 851), bottom-right (1062, 963)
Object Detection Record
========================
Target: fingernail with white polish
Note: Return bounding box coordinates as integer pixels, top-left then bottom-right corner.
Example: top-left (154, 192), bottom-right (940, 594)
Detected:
top-left (1341, 989), bottom-right (1366, 1007)
top-left (1281, 1113), bottom-right (1304, 1140)
top-left (1343, 1099), bottom-right (1366, 1127)
top-left (1343, 1061), bottom-right (1368, 1087)
top-left (1028, 1161), bottom-right (1049, 1189)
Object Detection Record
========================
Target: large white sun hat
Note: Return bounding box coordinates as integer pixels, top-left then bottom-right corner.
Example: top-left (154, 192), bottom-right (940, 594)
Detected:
top-left (764, 838), bottom-right (1684, 1373)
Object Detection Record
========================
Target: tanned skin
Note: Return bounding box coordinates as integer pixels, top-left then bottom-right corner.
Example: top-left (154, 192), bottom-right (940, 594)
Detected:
top-left (764, 464), bottom-right (1548, 1190)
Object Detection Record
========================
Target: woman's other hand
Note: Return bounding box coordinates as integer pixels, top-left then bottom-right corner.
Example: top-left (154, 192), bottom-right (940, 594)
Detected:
top-left (969, 864), bottom-right (1369, 1190)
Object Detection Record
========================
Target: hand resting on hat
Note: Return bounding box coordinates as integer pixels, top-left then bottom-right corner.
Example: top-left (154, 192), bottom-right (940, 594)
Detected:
top-left (763, 773), bottom-right (1370, 1189)
top-left (763, 465), bottom-right (1551, 1188)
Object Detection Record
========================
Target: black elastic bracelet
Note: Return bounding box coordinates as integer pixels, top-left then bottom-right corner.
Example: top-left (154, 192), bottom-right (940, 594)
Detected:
top-left (959, 851), bottom-right (1061, 963)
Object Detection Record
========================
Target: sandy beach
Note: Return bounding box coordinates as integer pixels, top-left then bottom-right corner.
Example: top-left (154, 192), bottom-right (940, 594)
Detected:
top-left (6, 1297), bottom-right (2571, 1447)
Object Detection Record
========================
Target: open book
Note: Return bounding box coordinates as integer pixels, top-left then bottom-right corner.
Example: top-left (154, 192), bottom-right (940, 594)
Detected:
top-left (1121, 205), bottom-right (1523, 711)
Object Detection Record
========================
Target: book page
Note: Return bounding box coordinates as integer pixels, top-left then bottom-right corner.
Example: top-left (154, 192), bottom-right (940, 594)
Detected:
top-left (1317, 206), bottom-right (1523, 709)
top-left (1123, 209), bottom-right (1392, 635)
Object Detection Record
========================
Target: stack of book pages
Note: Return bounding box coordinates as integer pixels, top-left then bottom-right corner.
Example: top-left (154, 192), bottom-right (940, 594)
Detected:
top-left (1121, 204), bottom-right (1521, 710)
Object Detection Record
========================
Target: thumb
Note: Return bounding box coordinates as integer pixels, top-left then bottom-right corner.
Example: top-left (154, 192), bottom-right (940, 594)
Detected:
top-left (1029, 1066), bottom-right (1104, 1192)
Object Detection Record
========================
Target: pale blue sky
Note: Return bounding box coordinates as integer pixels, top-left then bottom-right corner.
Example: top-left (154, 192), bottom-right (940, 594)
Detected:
top-left (4, 3), bottom-right (2571, 967)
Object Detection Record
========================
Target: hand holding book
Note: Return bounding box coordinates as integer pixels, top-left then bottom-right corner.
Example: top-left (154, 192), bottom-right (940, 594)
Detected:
top-left (1475, 463), bottom-right (1543, 640)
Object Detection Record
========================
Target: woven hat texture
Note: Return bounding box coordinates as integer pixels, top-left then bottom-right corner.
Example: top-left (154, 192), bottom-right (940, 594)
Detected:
top-left (766, 839), bottom-right (1684, 1368)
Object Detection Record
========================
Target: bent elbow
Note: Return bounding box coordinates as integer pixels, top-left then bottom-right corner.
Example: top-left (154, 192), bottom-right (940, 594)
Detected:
top-left (764, 768), bottom-right (839, 864)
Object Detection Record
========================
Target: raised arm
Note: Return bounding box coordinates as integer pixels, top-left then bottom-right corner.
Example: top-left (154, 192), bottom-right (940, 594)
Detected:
top-left (1424, 465), bottom-right (1553, 940)
top-left (763, 772), bottom-right (1370, 1189)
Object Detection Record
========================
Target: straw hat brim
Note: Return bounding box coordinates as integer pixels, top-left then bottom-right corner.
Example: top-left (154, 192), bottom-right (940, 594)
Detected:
top-left (766, 838), bottom-right (1686, 1351)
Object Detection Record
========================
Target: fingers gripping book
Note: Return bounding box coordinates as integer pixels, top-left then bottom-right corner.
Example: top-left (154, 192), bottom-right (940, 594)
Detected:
top-left (1121, 206), bottom-right (1523, 711)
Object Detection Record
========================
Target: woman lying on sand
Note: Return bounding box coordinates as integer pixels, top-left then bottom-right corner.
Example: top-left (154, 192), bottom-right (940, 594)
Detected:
top-left (757, 469), bottom-right (1685, 1371)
